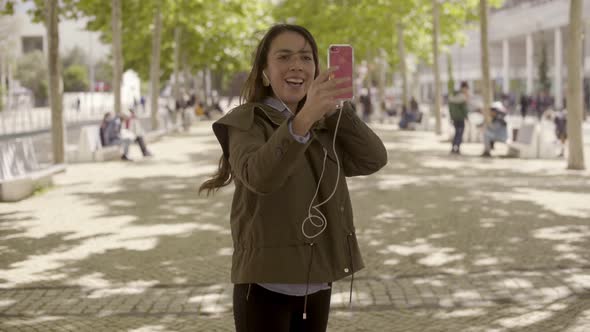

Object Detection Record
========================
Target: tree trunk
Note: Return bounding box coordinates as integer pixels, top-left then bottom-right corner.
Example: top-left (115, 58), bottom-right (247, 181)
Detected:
top-left (432, 0), bottom-right (442, 134)
top-left (111, 0), bottom-right (122, 115)
top-left (0, 54), bottom-right (6, 111)
top-left (204, 66), bottom-right (211, 106)
top-left (378, 55), bottom-right (386, 118)
top-left (397, 23), bottom-right (408, 111)
top-left (149, 1), bottom-right (162, 130)
top-left (173, 27), bottom-right (181, 103)
top-left (479, 0), bottom-right (492, 124)
top-left (410, 60), bottom-right (421, 103)
top-left (46, 0), bottom-right (65, 164)
top-left (171, 26), bottom-right (181, 127)
top-left (447, 53), bottom-right (455, 94)
top-left (566, 0), bottom-right (585, 170)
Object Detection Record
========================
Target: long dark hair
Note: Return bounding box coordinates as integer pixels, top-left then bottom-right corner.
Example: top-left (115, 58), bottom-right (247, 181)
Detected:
top-left (199, 24), bottom-right (319, 196)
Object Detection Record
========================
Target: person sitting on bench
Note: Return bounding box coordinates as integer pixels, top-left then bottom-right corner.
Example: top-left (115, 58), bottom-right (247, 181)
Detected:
top-left (481, 101), bottom-right (508, 158)
top-left (398, 97), bottom-right (422, 130)
top-left (101, 112), bottom-right (133, 161)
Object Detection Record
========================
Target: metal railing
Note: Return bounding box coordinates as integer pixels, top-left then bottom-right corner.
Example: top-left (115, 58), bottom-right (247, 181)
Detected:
top-left (0, 93), bottom-right (159, 137)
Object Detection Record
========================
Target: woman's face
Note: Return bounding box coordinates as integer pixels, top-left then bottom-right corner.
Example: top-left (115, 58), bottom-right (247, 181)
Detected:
top-left (264, 31), bottom-right (316, 111)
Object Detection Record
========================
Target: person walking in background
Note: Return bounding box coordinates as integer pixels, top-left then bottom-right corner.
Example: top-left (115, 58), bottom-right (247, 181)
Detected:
top-left (99, 112), bottom-right (111, 148)
top-left (359, 88), bottom-right (372, 122)
top-left (140, 96), bottom-right (146, 112)
top-left (199, 24), bottom-right (387, 332)
top-left (448, 81), bottom-right (470, 155)
top-left (122, 109), bottom-right (153, 157)
top-left (520, 93), bottom-right (528, 118)
top-left (554, 109), bottom-right (567, 157)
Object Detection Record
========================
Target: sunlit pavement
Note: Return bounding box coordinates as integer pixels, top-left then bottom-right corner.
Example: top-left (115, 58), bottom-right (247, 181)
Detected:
top-left (1, 120), bottom-right (590, 331)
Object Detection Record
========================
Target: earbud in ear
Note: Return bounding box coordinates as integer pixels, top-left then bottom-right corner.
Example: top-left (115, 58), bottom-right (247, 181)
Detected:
top-left (262, 71), bottom-right (270, 87)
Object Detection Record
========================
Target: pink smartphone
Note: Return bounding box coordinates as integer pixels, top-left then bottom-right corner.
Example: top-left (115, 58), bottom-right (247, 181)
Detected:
top-left (328, 44), bottom-right (354, 101)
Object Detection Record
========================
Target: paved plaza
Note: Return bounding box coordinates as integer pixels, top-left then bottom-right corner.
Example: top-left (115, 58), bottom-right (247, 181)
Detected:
top-left (1, 120), bottom-right (590, 331)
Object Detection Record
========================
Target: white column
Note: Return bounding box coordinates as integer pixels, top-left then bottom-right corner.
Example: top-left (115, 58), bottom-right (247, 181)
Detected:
top-left (526, 33), bottom-right (534, 95)
top-left (502, 39), bottom-right (510, 94)
top-left (420, 83), bottom-right (425, 102)
top-left (554, 27), bottom-right (563, 109)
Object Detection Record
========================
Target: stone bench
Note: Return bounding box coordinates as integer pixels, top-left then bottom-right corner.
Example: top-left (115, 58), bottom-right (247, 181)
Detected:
top-left (507, 123), bottom-right (538, 158)
top-left (67, 124), bottom-right (166, 162)
top-left (0, 138), bottom-right (66, 202)
top-left (68, 125), bottom-right (120, 163)
top-left (507, 121), bottom-right (559, 159)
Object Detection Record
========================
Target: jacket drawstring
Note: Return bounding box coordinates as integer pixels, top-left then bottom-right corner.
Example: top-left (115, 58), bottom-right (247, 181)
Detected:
top-left (303, 242), bottom-right (315, 320)
top-left (347, 233), bottom-right (355, 309)
top-left (246, 283), bottom-right (252, 301)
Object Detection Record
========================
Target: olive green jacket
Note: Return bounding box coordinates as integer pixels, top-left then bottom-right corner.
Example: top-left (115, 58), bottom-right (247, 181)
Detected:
top-left (212, 101), bottom-right (387, 284)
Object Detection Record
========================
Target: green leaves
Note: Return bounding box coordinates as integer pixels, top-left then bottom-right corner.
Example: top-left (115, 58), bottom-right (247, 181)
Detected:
top-left (67, 0), bottom-right (271, 82)
top-left (1, 1), bottom-right (15, 15)
top-left (63, 64), bottom-right (89, 92)
top-left (4, 0), bottom-right (506, 86)
top-left (273, 0), bottom-right (505, 67)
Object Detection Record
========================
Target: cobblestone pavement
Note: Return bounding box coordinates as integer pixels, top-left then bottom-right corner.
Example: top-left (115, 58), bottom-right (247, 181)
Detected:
top-left (1, 120), bottom-right (590, 331)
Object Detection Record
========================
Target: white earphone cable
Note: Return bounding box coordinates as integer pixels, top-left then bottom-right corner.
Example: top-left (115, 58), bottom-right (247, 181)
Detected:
top-left (265, 70), bottom-right (344, 239)
top-left (302, 101), bottom-right (343, 239)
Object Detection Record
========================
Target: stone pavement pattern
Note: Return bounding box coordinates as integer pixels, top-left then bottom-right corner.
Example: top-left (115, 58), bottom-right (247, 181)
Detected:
top-left (1, 120), bottom-right (590, 331)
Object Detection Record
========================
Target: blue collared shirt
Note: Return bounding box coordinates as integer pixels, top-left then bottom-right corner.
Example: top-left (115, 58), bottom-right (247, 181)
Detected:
top-left (263, 97), bottom-right (311, 144)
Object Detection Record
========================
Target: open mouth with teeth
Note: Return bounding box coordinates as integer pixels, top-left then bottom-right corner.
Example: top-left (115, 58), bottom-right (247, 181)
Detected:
top-left (285, 78), bottom-right (304, 87)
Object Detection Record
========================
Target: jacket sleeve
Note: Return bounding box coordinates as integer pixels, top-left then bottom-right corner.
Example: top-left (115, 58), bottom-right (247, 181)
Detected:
top-left (226, 118), bottom-right (312, 195)
top-left (324, 102), bottom-right (388, 177)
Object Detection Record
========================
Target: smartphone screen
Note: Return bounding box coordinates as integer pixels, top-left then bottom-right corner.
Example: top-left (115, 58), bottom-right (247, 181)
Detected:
top-left (328, 44), bottom-right (354, 100)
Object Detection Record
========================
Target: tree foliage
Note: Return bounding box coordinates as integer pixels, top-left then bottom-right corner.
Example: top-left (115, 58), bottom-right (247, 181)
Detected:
top-left (70, 0), bottom-right (272, 84)
top-left (62, 46), bottom-right (88, 69)
top-left (63, 64), bottom-right (89, 91)
top-left (15, 50), bottom-right (48, 106)
top-left (272, 0), bottom-right (505, 68)
top-left (3, 0), bottom-right (505, 91)
top-left (94, 58), bottom-right (112, 89)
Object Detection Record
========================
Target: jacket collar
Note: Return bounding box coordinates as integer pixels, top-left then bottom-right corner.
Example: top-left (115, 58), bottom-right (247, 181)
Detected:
top-left (252, 100), bottom-right (328, 131)
top-left (253, 102), bottom-right (290, 126)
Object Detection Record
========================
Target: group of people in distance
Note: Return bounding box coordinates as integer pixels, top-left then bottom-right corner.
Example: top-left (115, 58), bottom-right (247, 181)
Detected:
top-left (449, 81), bottom-right (567, 158)
top-left (448, 81), bottom-right (508, 157)
top-left (100, 108), bottom-right (153, 161)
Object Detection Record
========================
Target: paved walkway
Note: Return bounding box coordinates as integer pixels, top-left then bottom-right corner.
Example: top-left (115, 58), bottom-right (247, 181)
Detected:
top-left (1, 120), bottom-right (590, 331)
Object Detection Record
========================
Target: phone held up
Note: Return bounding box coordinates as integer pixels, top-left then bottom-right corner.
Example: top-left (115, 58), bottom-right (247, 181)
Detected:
top-left (327, 44), bottom-right (354, 101)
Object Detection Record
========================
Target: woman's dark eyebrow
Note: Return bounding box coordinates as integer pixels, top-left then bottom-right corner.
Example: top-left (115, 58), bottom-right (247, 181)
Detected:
top-left (274, 49), bottom-right (313, 55)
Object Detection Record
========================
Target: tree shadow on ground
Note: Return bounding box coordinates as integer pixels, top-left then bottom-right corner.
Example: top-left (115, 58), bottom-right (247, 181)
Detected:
top-left (1, 125), bottom-right (589, 331)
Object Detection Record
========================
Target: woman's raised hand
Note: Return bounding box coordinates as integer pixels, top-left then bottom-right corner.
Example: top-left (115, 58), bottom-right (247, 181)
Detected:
top-left (291, 67), bottom-right (352, 135)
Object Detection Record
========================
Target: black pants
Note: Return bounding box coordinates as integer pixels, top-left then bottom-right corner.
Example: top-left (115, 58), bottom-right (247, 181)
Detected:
top-left (233, 283), bottom-right (331, 332)
top-left (135, 136), bottom-right (150, 156)
top-left (452, 120), bottom-right (465, 150)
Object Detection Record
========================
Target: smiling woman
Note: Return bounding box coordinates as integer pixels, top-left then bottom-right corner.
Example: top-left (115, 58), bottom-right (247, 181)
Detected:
top-left (264, 31), bottom-right (316, 112)
top-left (199, 24), bottom-right (388, 332)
